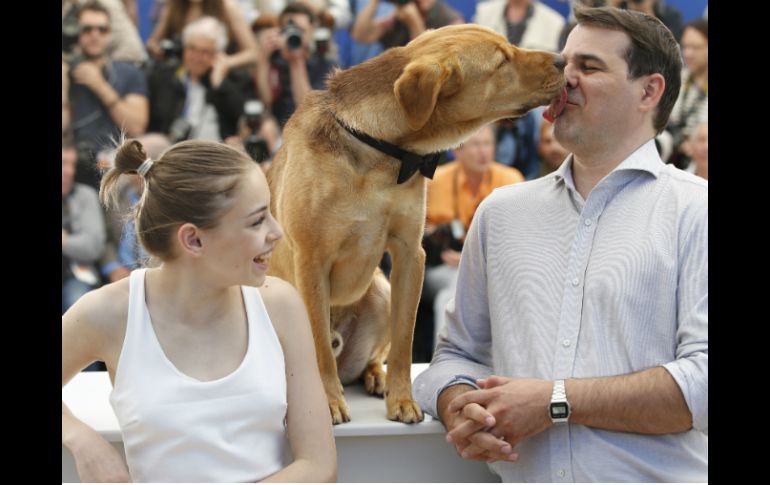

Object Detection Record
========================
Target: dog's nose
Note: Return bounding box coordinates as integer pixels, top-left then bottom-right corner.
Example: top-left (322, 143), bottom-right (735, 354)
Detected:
top-left (553, 55), bottom-right (566, 72)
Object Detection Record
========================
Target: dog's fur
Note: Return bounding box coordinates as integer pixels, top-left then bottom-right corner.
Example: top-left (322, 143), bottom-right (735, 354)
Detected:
top-left (267, 24), bottom-right (565, 424)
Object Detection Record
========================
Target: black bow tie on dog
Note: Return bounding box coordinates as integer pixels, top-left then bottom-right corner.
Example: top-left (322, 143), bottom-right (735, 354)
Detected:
top-left (333, 115), bottom-right (443, 184)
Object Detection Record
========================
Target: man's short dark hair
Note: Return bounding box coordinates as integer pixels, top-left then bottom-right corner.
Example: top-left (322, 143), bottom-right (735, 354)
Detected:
top-left (279, 2), bottom-right (316, 25)
top-left (77, 0), bottom-right (111, 23)
top-left (574, 6), bottom-right (682, 133)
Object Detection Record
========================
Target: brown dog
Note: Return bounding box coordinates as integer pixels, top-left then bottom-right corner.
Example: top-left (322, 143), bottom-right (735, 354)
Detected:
top-left (267, 24), bottom-right (565, 424)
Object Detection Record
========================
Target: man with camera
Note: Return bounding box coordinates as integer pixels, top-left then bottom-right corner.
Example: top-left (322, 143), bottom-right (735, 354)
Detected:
top-left (255, 2), bottom-right (338, 127)
top-left (423, 124), bottom-right (524, 347)
top-left (62, 0), bottom-right (148, 189)
top-left (351, 0), bottom-right (463, 49)
top-left (146, 16), bottom-right (257, 142)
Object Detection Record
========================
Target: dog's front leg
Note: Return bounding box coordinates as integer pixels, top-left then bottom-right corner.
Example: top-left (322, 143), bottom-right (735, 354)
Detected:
top-left (293, 257), bottom-right (350, 424)
top-left (385, 236), bottom-right (425, 423)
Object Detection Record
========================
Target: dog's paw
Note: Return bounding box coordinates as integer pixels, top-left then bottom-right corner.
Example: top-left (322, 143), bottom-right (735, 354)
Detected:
top-left (386, 398), bottom-right (424, 423)
top-left (329, 398), bottom-right (351, 424)
top-left (363, 363), bottom-right (386, 397)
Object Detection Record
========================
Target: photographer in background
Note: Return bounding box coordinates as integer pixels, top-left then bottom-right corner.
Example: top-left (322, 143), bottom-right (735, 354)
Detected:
top-left (63, 0), bottom-right (149, 189)
top-left (351, 0), bottom-right (463, 49)
top-left (422, 124), bottom-right (524, 347)
top-left (147, 16), bottom-right (257, 142)
top-left (223, 100), bottom-right (283, 171)
top-left (254, 2), bottom-right (338, 127)
top-left (63, 0), bottom-right (146, 65)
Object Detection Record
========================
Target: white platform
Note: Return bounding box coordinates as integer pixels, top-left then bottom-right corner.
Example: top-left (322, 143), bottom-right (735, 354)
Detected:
top-left (62, 363), bottom-right (500, 482)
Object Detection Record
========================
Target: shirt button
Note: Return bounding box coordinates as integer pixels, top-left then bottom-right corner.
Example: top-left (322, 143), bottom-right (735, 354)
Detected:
top-left (562, 339), bottom-right (571, 347)
top-left (557, 469), bottom-right (566, 477)
top-left (584, 218), bottom-right (592, 226)
top-left (572, 277), bottom-right (579, 286)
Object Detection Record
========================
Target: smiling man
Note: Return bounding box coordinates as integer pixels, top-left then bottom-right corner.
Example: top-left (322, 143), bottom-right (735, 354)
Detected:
top-left (413, 6), bottom-right (707, 482)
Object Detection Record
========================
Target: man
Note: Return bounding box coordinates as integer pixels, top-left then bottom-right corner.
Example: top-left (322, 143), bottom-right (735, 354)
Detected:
top-left (62, 0), bottom-right (148, 188)
top-left (413, 6), bottom-right (707, 482)
top-left (423, 124), bottom-right (523, 346)
top-left (255, 2), bottom-right (338, 127)
top-left (147, 16), bottom-right (256, 142)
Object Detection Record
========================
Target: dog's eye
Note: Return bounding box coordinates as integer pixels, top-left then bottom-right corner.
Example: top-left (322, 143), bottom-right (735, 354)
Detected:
top-left (497, 58), bottom-right (508, 69)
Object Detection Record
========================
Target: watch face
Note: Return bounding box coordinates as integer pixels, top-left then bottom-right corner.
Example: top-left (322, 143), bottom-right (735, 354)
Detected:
top-left (550, 402), bottom-right (569, 419)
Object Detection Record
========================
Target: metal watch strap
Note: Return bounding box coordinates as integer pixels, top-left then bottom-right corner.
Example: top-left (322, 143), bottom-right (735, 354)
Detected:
top-left (552, 379), bottom-right (567, 402)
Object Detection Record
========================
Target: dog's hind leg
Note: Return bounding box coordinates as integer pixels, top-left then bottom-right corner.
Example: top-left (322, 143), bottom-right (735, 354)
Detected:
top-left (332, 270), bottom-right (391, 396)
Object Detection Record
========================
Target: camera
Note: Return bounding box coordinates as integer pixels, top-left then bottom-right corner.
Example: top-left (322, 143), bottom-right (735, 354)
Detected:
top-left (62, 6), bottom-right (81, 58)
top-left (243, 100), bottom-right (269, 163)
top-left (314, 27), bottom-right (331, 57)
top-left (422, 220), bottom-right (465, 267)
top-left (159, 37), bottom-right (184, 67)
top-left (282, 19), bottom-right (304, 50)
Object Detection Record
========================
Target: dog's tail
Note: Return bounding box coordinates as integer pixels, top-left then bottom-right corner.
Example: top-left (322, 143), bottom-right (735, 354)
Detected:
top-left (331, 330), bottom-right (344, 358)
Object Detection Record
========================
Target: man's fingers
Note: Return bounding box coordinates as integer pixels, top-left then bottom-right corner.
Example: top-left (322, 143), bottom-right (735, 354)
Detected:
top-left (462, 402), bottom-right (495, 426)
top-left (461, 432), bottom-right (519, 463)
top-left (447, 415), bottom-right (488, 443)
top-left (447, 389), bottom-right (492, 413)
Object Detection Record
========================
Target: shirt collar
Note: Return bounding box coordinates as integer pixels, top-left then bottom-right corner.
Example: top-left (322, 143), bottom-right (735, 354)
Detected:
top-left (553, 138), bottom-right (664, 191)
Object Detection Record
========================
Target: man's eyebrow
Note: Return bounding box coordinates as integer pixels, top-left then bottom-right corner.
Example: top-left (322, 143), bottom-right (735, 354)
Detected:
top-left (564, 52), bottom-right (609, 68)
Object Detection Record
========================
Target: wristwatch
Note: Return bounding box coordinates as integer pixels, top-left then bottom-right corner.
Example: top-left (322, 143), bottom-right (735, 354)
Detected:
top-left (549, 379), bottom-right (571, 424)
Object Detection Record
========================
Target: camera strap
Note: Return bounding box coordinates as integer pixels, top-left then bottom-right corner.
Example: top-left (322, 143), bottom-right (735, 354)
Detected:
top-left (332, 113), bottom-right (445, 184)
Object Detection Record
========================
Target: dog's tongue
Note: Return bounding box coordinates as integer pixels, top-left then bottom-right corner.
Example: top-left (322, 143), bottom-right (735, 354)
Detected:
top-left (543, 88), bottom-right (568, 123)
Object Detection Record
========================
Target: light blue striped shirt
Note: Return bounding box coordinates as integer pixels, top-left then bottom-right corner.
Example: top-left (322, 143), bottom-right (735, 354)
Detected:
top-left (413, 139), bottom-right (708, 482)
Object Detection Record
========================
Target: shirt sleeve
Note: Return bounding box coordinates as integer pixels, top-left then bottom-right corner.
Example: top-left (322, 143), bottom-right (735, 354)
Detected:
top-left (662, 195), bottom-right (708, 434)
top-left (413, 199), bottom-right (495, 418)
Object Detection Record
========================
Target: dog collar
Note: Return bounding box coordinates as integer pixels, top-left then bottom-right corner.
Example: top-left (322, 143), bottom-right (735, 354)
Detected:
top-left (332, 114), bottom-right (443, 184)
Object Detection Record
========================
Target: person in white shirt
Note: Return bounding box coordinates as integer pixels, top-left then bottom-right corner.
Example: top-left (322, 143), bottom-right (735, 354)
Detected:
top-left (62, 139), bottom-right (336, 482)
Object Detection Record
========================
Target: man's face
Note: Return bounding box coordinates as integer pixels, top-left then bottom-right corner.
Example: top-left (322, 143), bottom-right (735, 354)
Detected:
top-left (62, 148), bottom-right (77, 197)
top-left (455, 126), bottom-right (495, 176)
top-left (78, 10), bottom-right (111, 59)
top-left (554, 25), bottom-right (645, 154)
top-left (681, 27), bottom-right (708, 75)
top-left (183, 35), bottom-right (218, 78)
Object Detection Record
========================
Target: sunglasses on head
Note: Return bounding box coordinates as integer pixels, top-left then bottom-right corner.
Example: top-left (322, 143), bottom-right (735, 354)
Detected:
top-left (80, 24), bottom-right (110, 34)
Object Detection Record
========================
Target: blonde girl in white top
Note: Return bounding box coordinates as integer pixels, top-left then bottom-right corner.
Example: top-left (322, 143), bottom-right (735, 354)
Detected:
top-left (62, 139), bottom-right (336, 482)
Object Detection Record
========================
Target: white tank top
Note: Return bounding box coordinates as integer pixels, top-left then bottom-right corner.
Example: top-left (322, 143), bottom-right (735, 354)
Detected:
top-left (109, 269), bottom-right (289, 482)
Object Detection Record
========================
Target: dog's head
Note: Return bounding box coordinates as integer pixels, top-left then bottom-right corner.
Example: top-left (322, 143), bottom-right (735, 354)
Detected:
top-left (396, 24), bottom-right (565, 132)
top-left (327, 24), bottom-right (565, 153)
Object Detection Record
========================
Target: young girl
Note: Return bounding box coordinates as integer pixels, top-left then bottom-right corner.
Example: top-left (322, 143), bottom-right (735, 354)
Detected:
top-left (62, 139), bottom-right (336, 482)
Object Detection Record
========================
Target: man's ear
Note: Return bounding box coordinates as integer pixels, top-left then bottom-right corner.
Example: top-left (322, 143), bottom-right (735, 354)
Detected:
top-left (177, 223), bottom-right (203, 257)
top-left (640, 73), bottom-right (665, 112)
top-left (394, 56), bottom-right (460, 131)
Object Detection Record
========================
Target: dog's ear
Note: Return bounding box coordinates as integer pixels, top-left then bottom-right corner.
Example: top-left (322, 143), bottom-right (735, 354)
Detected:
top-left (394, 59), bottom-right (455, 131)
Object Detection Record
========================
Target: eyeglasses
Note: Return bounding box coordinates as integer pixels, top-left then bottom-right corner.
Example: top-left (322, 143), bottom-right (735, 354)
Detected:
top-left (80, 24), bottom-right (110, 35)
